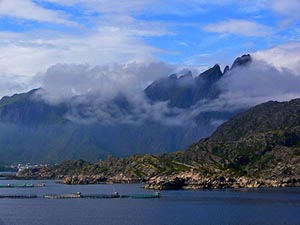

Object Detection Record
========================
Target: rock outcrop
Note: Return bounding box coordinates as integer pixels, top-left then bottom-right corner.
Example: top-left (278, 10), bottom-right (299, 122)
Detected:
top-left (144, 171), bottom-right (300, 190)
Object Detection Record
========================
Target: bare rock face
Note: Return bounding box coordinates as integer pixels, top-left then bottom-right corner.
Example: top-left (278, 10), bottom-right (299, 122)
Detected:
top-left (159, 177), bottom-right (185, 190)
top-left (63, 175), bottom-right (107, 185)
top-left (144, 172), bottom-right (300, 190)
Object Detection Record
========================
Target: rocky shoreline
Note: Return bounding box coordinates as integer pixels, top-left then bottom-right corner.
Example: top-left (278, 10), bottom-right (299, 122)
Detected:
top-left (14, 161), bottom-right (300, 190)
top-left (30, 172), bottom-right (300, 190)
top-left (144, 172), bottom-right (300, 190)
top-left (62, 174), bottom-right (146, 185)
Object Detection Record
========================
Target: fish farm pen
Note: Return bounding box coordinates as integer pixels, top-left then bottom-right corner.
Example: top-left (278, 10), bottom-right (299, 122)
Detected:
top-left (0, 192), bottom-right (161, 199)
top-left (0, 183), bottom-right (46, 188)
top-left (0, 194), bottom-right (38, 199)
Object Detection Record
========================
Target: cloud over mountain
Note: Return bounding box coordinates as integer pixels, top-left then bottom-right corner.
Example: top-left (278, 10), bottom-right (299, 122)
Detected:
top-left (28, 47), bottom-right (300, 128)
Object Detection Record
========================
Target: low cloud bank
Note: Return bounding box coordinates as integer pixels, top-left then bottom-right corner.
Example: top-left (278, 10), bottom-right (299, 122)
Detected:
top-left (36, 60), bottom-right (194, 126)
top-left (33, 43), bottom-right (300, 127)
top-left (38, 61), bottom-right (175, 103)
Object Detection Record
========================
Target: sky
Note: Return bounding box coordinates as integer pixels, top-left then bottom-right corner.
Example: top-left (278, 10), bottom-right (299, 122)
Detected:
top-left (0, 0), bottom-right (300, 97)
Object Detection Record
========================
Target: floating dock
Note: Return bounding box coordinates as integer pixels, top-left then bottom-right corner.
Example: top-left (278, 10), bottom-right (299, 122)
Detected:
top-left (0, 192), bottom-right (160, 199)
top-left (0, 183), bottom-right (46, 188)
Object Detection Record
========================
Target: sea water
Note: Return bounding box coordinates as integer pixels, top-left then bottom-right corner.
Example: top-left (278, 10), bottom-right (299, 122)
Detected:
top-left (0, 179), bottom-right (299, 225)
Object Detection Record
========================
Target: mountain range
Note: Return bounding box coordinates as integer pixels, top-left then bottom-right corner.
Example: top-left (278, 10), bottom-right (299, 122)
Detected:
top-left (0, 55), bottom-right (251, 164)
top-left (18, 97), bottom-right (300, 189)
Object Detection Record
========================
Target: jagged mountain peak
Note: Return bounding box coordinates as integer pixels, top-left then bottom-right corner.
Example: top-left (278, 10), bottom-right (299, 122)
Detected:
top-left (231, 54), bottom-right (252, 69)
top-left (198, 64), bottom-right (223, 81)
top-left (144, 64), bottom-right (223, 108)
top-left (223, 65), bottom-right (230, 74)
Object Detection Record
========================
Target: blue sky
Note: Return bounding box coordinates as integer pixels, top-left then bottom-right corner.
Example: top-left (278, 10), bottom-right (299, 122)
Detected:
top-left (0, 0), bottom-right (300, 96)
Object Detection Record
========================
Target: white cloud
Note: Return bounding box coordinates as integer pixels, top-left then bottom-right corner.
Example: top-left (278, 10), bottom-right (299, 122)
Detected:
top-left (186, 57), bottom-right (300, 121)
top-left (203, 19), bottom-right (273, 37)
top-left (16, 41), bottom-right (300, 128)
top-left (220, 60), bottom-right (300, 104)
top-left (0, 1), bottom-right (175, 99)
top-left (253, 42), bottom-right (300, 75)
top-left (0, 0), bottom-right (175, 80)
top-left (37, 61), bottom-right (175, 104)
top-left (0, 0), bottom-right (75, 25)
top-left (0, 24), bottom-right (165, 79)
top-left (269, 0), bottom-right (300, 21)
top-left (1, 0), bottom-right (300, 103)
top-left (34, 61), bottom-right (197, 126)
top-left (0, 74), bottom-right (30, 98)
top-left (211, 43), bottom-right (300, 111)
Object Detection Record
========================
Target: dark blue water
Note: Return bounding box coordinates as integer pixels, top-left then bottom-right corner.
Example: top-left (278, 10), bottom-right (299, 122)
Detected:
top-left (0, 179), bottom-right (300, 225)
